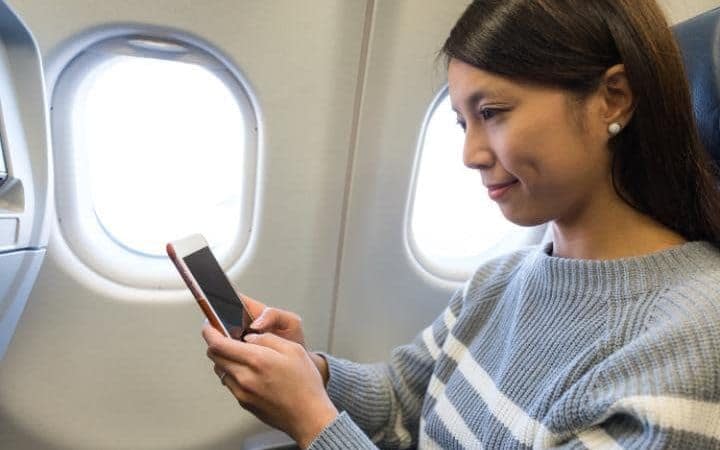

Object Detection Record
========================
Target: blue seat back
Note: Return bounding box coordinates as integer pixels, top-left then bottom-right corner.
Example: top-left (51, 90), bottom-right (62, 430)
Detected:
top-left (674, 7), bottom-right (720, 163)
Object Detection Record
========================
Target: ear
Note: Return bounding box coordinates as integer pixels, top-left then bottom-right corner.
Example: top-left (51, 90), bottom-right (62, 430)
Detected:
top-left (598, 64), bottom-right (635, 128)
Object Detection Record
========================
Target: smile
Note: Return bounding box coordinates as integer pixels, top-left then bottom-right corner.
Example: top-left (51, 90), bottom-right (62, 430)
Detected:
top-left (487, 180), bottom-right (519, 200)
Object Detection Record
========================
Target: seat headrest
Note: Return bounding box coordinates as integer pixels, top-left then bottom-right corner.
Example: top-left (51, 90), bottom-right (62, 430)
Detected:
top-left (673, 7), bottom-right (720, 164)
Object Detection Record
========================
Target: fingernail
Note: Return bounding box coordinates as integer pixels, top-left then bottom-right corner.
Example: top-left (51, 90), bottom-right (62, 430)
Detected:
top-left (251, 317), bottom-right (264, 328)
top-left (244, 333), bottom-right (258, 342)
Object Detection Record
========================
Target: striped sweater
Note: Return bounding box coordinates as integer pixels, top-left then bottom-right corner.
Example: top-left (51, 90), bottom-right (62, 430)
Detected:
top-left (309, 241), bottom-right (720, 449)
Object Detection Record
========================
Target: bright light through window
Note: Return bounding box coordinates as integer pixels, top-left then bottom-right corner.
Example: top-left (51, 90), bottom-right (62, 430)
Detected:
top-left (410, 93), bottom-right (545, 276)
top-left (73, 54), bottom-right (246, 256)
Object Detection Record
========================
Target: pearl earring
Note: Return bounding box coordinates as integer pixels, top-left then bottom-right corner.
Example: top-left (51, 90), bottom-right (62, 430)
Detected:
top-left (608, 122), bottom-right (622, 136)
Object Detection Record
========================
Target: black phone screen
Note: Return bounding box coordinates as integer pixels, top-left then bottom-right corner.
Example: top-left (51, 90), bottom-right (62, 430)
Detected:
top-left (183, 246), bottom-right (250, 339)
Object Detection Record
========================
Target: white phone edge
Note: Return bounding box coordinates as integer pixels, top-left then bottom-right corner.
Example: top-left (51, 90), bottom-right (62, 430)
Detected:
top-left (170, 233), bottom-right (208, 258)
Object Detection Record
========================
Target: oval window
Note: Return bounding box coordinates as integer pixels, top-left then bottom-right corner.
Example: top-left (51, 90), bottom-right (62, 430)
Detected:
top-left (52, 32), bottom-right (258, 288)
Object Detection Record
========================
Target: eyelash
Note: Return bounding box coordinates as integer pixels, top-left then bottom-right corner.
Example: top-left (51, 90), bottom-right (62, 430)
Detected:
top-left (455, 107), bottom-right (505, 132)
top-left (479, 107), bottom-right (501, 121)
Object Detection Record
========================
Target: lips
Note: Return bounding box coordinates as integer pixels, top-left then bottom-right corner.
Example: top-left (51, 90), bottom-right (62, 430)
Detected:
top-left (486, 179), bottom-right (518, 200)
top-left (486, 180), bottom-right (518, 190)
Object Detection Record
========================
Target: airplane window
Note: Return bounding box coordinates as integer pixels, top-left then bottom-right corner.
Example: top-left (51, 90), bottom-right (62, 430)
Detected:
top-left (51, 33), bottom-right (258, 288)
top-left (408, 90), bottom-right (547, 281)
top-left (76, 55), bottom-right (245, 256)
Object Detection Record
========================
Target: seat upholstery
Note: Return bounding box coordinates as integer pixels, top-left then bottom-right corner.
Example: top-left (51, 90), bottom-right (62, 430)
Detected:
top-left (674, 7), bottom-right (720, 163)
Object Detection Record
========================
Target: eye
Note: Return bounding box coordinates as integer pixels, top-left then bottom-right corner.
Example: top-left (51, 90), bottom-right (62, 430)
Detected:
top-left (479, 107), bottom-right (501, 121)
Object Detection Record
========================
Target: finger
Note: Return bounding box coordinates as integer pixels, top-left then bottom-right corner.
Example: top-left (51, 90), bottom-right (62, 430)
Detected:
top-left (202, 323), bottom-right (225, 345)
top-left (250, 307), bottom-right (299, 332)
top-left (239, 294), bottom-right (266, 320)
top-left (213, 364), bottom-right (253, 403)
top-left (241, 402), bottom-right (262, 417)
top-left (207, 350), bottom-right (241, 370)
top-left (206, 336), bottom-right (274, 370)
top-left (212, 363), bottom-right (247, 387)
top-left (213, 363), bottom-right (230, 385)
top-left (207, 347), bottom-right (262, 373)
top-left (244, 332), bottom-right (301, 355)
top-left (211, 359), bottom-right (261, 400)
top-left (213, 363), bottom-right (224, 379)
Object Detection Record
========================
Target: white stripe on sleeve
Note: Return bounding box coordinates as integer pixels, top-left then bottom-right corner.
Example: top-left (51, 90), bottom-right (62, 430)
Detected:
top-left (613, 395), bottom-right (720, 440)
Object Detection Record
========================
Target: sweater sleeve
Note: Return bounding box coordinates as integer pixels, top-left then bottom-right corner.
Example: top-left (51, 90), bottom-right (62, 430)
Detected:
top-left (549, 291), bottom-right (720, 449)
top-left (307, 288), bottom-right (467, 450)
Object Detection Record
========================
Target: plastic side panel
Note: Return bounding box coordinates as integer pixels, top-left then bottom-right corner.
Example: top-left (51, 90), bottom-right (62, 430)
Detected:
top-left (0, 248), bottom-right (44, 360)
top-left (0, 141), bottom-right (6, 181)
top-left (331, 0), bottom-right (470, 363)
top-left (0, 0), bottom-right (52, 251)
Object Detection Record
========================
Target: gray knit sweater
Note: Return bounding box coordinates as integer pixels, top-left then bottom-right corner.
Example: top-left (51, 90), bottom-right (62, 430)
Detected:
top-left (309, 241), bottom-right (720, 449)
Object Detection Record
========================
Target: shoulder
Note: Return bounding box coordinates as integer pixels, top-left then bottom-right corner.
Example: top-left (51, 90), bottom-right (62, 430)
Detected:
top-left (604, 244), bottom-right (720, 396)
top-left (649, 242), bottom-right (720, 331)
top-left (588, 244), bottom-right (720, 399)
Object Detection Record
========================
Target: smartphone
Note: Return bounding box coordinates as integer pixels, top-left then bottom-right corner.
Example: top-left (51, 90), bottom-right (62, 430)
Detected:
top-left (167, 234), bottom-right (253, 339)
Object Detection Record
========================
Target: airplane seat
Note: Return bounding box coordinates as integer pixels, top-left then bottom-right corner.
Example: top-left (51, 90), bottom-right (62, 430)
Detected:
top-left (673, 6), bottom-right (720, 164)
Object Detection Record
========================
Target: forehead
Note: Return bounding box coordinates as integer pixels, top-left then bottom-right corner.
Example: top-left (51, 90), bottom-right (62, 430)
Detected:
top-left (447, 58), bottom-right (582, 116)
top-left (447, 59), bottom-right (516, 108)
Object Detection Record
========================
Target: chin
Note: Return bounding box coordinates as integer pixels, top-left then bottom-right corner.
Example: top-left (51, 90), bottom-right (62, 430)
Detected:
top-left (500, 207), bottom-right (548, 227)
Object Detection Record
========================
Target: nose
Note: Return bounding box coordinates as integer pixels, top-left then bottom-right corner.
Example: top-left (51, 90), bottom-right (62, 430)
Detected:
top-left (462, 125), bottom-right (494, 169)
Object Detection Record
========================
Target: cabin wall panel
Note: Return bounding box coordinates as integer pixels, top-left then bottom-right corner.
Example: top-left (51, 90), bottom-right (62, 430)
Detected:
top-left (331, 0), bottom-right (470, 363)
top-left (0, 1), bottom-right (368, 449)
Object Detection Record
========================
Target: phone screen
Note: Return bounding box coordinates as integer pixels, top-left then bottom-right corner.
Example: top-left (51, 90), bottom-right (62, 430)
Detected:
top-left (182, 246), bottom-right (250, 339)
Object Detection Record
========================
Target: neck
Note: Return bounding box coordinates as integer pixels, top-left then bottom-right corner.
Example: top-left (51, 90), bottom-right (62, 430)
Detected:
top-left (550, 192), bottom-right (687, 260)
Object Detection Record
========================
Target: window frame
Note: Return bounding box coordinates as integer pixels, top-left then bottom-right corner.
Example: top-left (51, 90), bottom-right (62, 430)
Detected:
top-left (48, 26), bottom-right (260, 290)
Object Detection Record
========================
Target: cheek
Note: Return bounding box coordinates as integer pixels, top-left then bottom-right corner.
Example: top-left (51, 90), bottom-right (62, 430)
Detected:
top-left (488, 124), bottom-right (555, 181)
top-left (503, 134), bottom-right (594, 193)
top-left (488, 121), bottom-right (535, 168)
top-left (489, 104), bottom-right (604, 187)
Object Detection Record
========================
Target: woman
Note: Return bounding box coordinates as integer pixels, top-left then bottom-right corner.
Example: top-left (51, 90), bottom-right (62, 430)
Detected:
top-left (204, 1), bottom-right (720, 448)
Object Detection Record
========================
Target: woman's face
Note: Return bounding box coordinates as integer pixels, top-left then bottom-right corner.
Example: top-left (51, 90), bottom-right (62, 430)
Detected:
top-left (447, 58), bottom-right (614, 227)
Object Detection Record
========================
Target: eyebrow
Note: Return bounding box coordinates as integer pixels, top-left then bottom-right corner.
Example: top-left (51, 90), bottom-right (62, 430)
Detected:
top-left (451, 88), bottom-right (502, 114)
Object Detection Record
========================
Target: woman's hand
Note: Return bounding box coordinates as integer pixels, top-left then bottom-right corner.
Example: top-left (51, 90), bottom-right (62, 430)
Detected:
top-left (240, 295), bottom-right (306, 346)
top-left (203, 324), bottom-right (338, 449)
top-left (242, 296), bottom-right (329, 385)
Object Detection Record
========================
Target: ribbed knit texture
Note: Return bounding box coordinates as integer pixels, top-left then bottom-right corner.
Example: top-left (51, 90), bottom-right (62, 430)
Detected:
top-left (308, 241), bottom-right (720, 449)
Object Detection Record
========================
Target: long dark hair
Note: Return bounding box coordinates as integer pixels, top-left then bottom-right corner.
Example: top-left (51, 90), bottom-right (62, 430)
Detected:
top-left (443, 0), bottom-right (720, 247)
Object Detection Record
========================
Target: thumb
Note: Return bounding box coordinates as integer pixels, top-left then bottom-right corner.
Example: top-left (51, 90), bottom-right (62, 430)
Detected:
top-left (240, 294), bottom-right (266, 320)
top-left (250, 307), bottom-right (294, 332)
